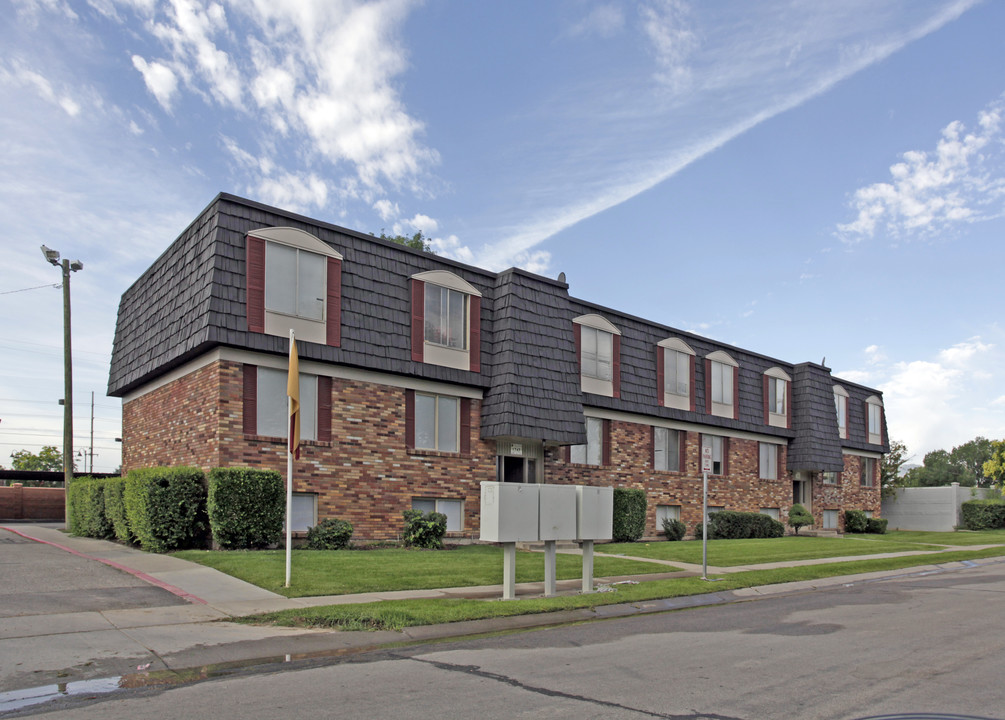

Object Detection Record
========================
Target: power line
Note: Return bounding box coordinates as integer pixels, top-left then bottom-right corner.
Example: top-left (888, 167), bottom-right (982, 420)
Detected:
top-left (0, 283), bottom-right (61, 295)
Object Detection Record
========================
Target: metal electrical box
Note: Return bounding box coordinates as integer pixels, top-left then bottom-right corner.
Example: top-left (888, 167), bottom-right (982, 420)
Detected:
top-left (576, 485), bottom-right (614, 540)
top-left (479, 481), bottom-right (539, 542)
top-left (538, 485), bottom-right (578, 541)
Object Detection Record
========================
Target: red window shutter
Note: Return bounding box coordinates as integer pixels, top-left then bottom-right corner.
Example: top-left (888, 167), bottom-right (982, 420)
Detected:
top-left (763, 375), bottom-right (770, 425)
top-left (863, 400), bottom-right (870, 441)
top-left (564, 445), bottom-right (571, 463)
top-left (612, 334), bottom-right (621, 399)
top-left (649, 425), bottom-right (656, 466)
top-left (242, 365), bottom-right (257, 435)
top-left (246, 236), bottom-right (265, 333)
top-left (678, 431), bottom-right (687, 473)
top-left (468, 295), bottom-right (481, 373)
top-left (460, 398), bottom-right (472, 454)
top-left (410, 280), bottom-right (424, 362)
top-left (317, 376), bottom-right (332, 442)
top-left (785, 381), bottom-right (792, 429)
top-left (689, 356), bottom-right (696, 412)
top-left (602, 419), bottom-right (611, 466)
top-left (722, 437), bottom-right (730, 475)
top-left (405, 389), bottom-right (415, 449)
top-left (732, 366), bottom-right (740, 420)
top-left (880, 407), bottom-right (885, 445)
top-left (656, 346), bottom-right (665, 407)
top-left (326, 258), bottom-right (341, 347)
top-left (573, 323), bottom-right (581, 373)
top-left (704, 359), bottom-right (712, 414)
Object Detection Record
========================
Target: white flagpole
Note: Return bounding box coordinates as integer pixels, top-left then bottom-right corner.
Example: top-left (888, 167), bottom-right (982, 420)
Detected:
top-left (285, 329), bottom-right (295, 588)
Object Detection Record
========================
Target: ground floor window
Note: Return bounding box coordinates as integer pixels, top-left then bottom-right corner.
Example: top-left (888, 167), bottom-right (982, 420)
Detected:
top-left (823, 471), bottom-right (839, 485)
top-left (760, 508), bottom-right (780, 520)
top-left (701, 435), bottom-right (726, 475)
top-left (653, 427), bottom-right (682, 472)
top-left (759, 443), bottom-right (778, 479)
top-left (655, 504), bottom-right (681, 531)
top-left (571, 417), bottom-right (604, 466)
top-left (414, 393), bottom-right (460, 452)
top-left (412, 498), bottom-right (463, 531)
top-left (288, 492), bottom-right (317, 532)
top-left (861, 457), bottom-right (876, 487)
top-left (258, 367), bottom-right (318, 441)
top-left (823, 509), bottom-right (838, 530)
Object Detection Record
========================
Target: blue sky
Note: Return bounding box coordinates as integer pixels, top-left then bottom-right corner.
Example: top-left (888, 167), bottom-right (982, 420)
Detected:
top-left (2, 0), bottom-right (1003, 474)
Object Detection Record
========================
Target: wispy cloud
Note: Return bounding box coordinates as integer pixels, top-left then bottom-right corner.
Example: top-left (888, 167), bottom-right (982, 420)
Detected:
top-left (838, 95), bottom-right (1005, 242)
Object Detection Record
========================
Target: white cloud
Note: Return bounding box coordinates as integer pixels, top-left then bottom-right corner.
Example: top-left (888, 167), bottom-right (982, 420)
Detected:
top-left (838, 96), bottom-right (1005, 242)
top-left (864, 344), bottom-right (886, 365)
top-left (372, 198), bottom-right (399, 222)
top-left (639, 0), bottom-right (698, 91)
top-left (430, 234), bottom-right (475, 265)
top-left (131, 55), bottom-right (179, 111)
top-left (253, 171), bottom-right (329, 215)
top-left (566, 4), bottom-right (625, 39)
top-left (0, 60), bottom-right (81, 117)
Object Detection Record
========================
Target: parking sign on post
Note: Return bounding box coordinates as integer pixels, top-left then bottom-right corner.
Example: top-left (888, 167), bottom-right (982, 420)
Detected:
top-left (702, 446), bottom-right (713, 474)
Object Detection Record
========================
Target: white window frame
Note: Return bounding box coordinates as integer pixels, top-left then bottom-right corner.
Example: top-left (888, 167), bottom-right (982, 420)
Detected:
top-left (570, 417), bottom-right (603, 466)
top-left (412, 497), bottom-right (464, 532)
top-left (659, 338), bottom-right (695, 410)
top-left (759, 442), bottom-right (779, 480)
top-left (707, 351), bottom-right (737, 418)
top-left (413, 271), bottom-right (481, 371)
top-left (424, 283), bottom-right (467, 351)
top-left (701, 434), bottom-right (725, 476)
top-left (656, 504), bottom-right (681, 529)
top-left (414, 393), bottom-right (460, 453)
top-left (834, 385), bottom-right (849, 439)
top-left (575, 315), bottom-right (620, 397)
top-left (861, 456), bottom-right (876, 487)
top-left (823, 509), bottom-right (838, 530)
top-left (867, 396), bottom-right (884, 445)
top-left (760, 508), bottom-right (780, 521)
top-left (822, 471), bottom-right (839, 485)
top-left (257, 367), bottom-right (318, 441)
top-left (653, 426), bottom-right (681, 473)
top-left (764, 367), bottom-right (791, 428)
top-left (253, 227), bottom-right (342, 345)
top-left (288, 492), bottom-right (317, 533)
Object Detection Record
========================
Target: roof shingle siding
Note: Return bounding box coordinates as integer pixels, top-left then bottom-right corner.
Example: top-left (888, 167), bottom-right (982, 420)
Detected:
top-left (787, 363), bottom-right (845, 472)
top-left (109, 193), bottom-right (887, 457)
top-left (480, 269), bottom-right (585, 444)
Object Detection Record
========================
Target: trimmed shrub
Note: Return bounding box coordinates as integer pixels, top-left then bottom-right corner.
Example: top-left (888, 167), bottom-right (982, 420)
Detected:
top-left (305, 518), bottom-right (354, 550)
top-left (707, 510), bottom-right (785, 539)
top-left (403, 509), bottom-right (447, 549)
top-left (788, 503), bottom-right (813, 535)
top-left (69, 477), bottom-right (114, 539)
top-left (124, 467), bottom-right (207, 553)
top-left (866, 517), bottom-right (888, 534)
top-left (66, 477), bottom-right (86, 536)
top-left (961, 500), bottom-right (1005, 530)
top-left (207, 468), bottom-right (284, 549)
top-left (844, 509), bottom-right (868, 534)
top-left (662, 517), bottom-right (687, 541)
top-left (612, 488), bottom-right (647, 542)
top-left (103, 476), bottom-right (133, 544)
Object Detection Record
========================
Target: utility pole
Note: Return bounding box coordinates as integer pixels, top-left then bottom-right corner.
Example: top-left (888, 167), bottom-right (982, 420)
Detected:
top-left (41, 246), bottom-right (83, 525)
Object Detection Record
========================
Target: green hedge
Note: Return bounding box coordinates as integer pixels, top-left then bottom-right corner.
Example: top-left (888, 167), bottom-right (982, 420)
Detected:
top-left (961, 500), bottom-right (1005, 530)
top-left (207, 468), bottom-right (284, 549)
top-left (103, 476), bottom-right (133, 544)
top-left (844, 509), bottom-right (868, 533)
top-left (402, 509), bottom-right (447, 549)
top-left (866, 517), bottom-right (888, 534)
top-left (693, 511), bottom-right (784, 540)
top-left (612, 488), bottom-right (647, 542)
top-left (661, 517), bottom-right (687, 541)
top-left (305, 518), bottom-right (354, 550)
top-left (67, 477), bottom-right (114, 539)
top-left (124, 466), bottom-right (207, 553)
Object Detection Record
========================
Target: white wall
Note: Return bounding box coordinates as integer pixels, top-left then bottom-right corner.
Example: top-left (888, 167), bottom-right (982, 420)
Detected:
top-left (881, 484), bottom-right (996, 532)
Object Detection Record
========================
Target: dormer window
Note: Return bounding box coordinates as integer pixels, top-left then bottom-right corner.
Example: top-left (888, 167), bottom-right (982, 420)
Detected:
top-left (834, 385), bottom-right (849, 439)
top-left (705, 351), bottom-right (738, 419)
top-left (411, 271), bottom-right (482, 372)
top-left (573, 314), bottom-right (621, 398)
top-left (657, 338), bottom-right (695, 411)
top-left (247, 227), bottom-right (342, 346)
top-left (763, 367), bottom-right (791, 428)
top-left (866, 396), bottom-right (884, 445)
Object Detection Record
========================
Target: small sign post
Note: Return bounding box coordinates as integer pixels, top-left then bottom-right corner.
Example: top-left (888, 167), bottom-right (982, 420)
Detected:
top-left (701, 446), bottom-right (712, 580)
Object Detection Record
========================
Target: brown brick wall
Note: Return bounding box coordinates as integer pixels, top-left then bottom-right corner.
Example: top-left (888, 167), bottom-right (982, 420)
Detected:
top-left (0, 484), bottom-right (65, 521)
top-left (122, 361), bottom-right (881, 540)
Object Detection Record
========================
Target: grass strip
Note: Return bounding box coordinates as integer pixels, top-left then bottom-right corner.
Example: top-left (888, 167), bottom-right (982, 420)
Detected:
top-left (174, 545), bottom-right (672, 598)
top-left (234, 546), bottom-right (1005, 632)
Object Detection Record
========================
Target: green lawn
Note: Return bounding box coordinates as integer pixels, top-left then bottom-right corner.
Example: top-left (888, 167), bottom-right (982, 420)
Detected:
top-left (597, 534), bottom-right (946, 566)
top-left (237, 546), bottom-right (1005, 631)
top-left (844, 529), bottom-right (1005, 546)
top-left (173, 545), bottom-right (672, 598)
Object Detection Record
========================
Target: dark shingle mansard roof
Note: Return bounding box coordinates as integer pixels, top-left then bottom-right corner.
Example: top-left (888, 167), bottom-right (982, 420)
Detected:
top-left (788, 363), bottom-right (845, 472)
top-left (479, 269), bottom-right (586, 445)
top-left (108, 192), bottom-right (888, 456)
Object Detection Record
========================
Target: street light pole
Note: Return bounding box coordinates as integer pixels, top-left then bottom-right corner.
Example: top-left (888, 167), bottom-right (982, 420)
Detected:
top-left (41, 246), bottom-right (82, 527)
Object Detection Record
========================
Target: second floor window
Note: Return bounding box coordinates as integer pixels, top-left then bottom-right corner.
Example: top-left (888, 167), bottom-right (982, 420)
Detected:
top-left (265, 241), bottom-right (326, 321)
top-left (665, 349), bottom-right (690, 397)
top-left (710, 360), bottom-right (733, 406)
top-left (580, 326), bottom-right (613, 381)
top-left (424, 284), bottom-right (467, 350)
top-left (768, 377), bottom-right (786, 415)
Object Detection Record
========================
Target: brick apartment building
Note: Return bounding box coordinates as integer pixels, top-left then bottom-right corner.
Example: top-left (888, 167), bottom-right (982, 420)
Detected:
top-left (108, 193), bottom-right (888, 540)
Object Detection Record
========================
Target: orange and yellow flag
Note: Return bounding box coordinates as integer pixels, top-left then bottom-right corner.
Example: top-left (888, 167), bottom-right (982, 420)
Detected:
top-left (287, 335), bottom-right (300, 459)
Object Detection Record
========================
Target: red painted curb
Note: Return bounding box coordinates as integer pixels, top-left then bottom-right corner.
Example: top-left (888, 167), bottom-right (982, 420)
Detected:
top-left (1, 525), bottom-right (209, 605)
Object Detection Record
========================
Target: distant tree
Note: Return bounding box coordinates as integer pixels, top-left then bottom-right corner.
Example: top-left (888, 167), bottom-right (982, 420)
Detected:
top-left (881, 439), bottom-right (911, 487)
top-left (378, 230), bottom-right (435, 253)
top-left (903, 449), bottom-right (970, 487)
top-left (983, 440), bottom-right (1005, 493)
top-left (950, 436), bottom-right (994, 487)
top-left (9, 446), bottom-right (70, 472)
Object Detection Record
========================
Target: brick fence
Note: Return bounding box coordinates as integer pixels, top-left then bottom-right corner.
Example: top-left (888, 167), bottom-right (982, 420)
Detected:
top-left (0, 484), bottom-right (65, 521)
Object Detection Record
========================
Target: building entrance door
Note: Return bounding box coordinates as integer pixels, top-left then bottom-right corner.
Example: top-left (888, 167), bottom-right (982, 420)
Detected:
top-left (496, 440), bottom-right (543, 483)
top-left (792, 471), bottom-right (812, 511)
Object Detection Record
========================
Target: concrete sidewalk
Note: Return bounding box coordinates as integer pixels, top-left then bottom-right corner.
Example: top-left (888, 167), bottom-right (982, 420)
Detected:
top-left (2, 522), bottom-right (1003, 707)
